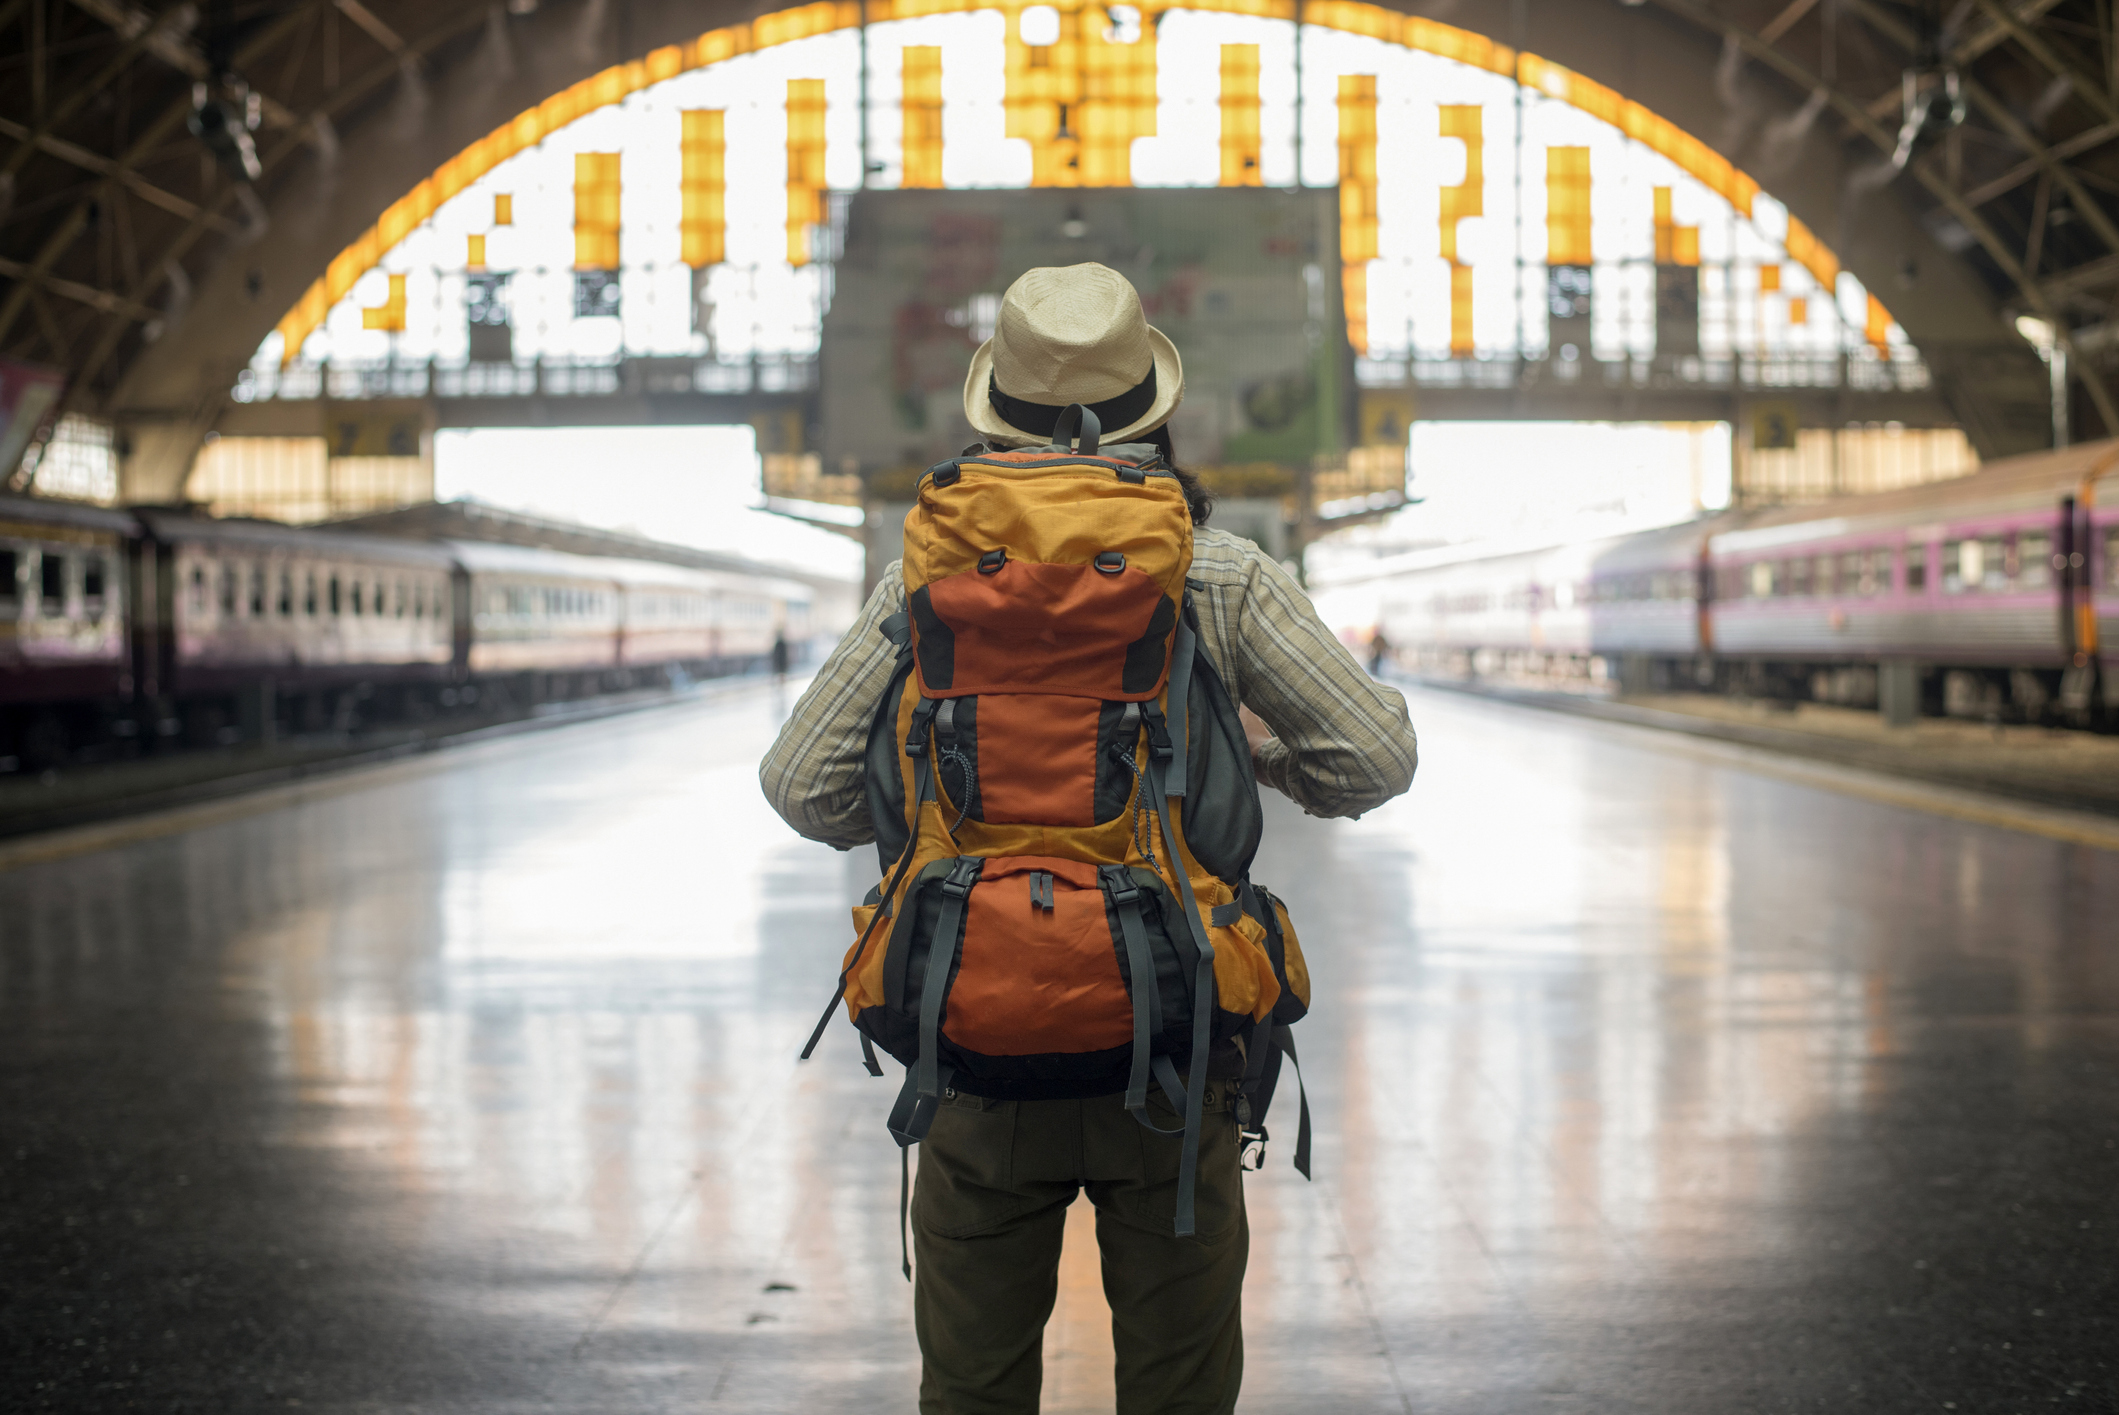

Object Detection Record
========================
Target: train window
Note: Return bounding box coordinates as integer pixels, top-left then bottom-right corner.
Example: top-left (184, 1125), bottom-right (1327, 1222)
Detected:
top-left (279, 571), bottom-right (293, 616)
top-left (1787, 558), bottom-right (1812, 597)
top-left (0, 549), bottom-right (16, 606)
top-left (353, 579), bottom-right (366, 616)
top-left (83, 557), bottom-right (106, 600)
top-left (1980, 537), bottom-right (2007, 591)
top-left (329, 575), bottom-right (342, 615)
top-left (219, 564), bottom-right (238, 616)
top-left (43, 552), bottom-right (69, 606)
top-left (249, 565), bottom-right (265, 615)
top-left (2018, 533), bottom-right (2053, 591)
top-left (1905, 545), bottom-right (1928, 592)
top-left (396, 580), bottom-right (407, 617)
top-left (1745, 562), bottom-right (1769, 598)
top-left (2105, 529), bottom-right (2119, 588)
top-left (1836, 551), bottom-right (1861, 595)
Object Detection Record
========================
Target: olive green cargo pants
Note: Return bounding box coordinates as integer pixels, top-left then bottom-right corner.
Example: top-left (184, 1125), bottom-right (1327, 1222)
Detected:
top-left (911, 1084), bottom-right (1247, 1415)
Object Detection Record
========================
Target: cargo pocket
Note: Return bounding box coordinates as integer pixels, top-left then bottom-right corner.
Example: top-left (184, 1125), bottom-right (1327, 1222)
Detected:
top-left (1252, 885), bottom-right (1310, 1025)
top-left (943, 857), bottom-right (1134, 1071)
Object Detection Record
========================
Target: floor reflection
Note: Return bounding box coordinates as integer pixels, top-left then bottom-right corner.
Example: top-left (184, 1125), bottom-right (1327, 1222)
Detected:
top-left (3, 683), bottom-right (2115, 1412)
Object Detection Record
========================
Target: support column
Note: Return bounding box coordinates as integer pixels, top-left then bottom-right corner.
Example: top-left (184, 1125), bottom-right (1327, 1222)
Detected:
top-left (1879, 660), bottom-right (1920, 727)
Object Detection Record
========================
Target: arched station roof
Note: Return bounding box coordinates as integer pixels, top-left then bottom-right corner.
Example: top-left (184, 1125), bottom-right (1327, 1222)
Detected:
top-left (2, 0), bottom-right (2112, 497)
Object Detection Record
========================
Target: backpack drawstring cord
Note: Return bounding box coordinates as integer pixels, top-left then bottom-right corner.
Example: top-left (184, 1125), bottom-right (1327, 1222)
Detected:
top-left (1109, 742), bottom-right (1156, 869)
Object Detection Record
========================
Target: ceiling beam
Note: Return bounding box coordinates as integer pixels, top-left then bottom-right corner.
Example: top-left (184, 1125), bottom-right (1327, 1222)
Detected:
top-left (1969, 0), bottom-right (2118, 127)
top-left (0, 115), bottom-right (242, 232)
top-left (64, 0), bottom-right (305, 130)
top-left (1650, 0), bottom-right (2119, 435)
top-left (1956, 0), bottom-right (2066, 67)
top-left (333, 0), bottom-right (407, 59)
top-left (0, 3), bottom-right (310, 350)
top-left (0, 251), bottom-right (161, 321)
top-left (3, 2), bottom-right (190, 180)
top-left (1757, 0), bottom-right (1821, 47)
top-left (1840, 0), bottom-right (2119, 258)
top-left (61, 1), bottom-right (493, 405)
top-left (1961, 118), bottom-right (2119, 207)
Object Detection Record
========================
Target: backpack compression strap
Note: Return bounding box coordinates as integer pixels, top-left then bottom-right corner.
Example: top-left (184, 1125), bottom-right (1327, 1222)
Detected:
top-left (1115, 602), bottom-right (1217, 1238)
top-left (1107, 866), bottom-right (1190, 1132)
top-left (880, 852), bottom-right (980, 1282)
top-left (1238, 1021), bottom-right (1311, 1179)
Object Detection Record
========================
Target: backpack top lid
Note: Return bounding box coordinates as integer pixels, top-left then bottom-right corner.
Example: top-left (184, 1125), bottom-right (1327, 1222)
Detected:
top-left (901, 445), bottom-right (1193, 704)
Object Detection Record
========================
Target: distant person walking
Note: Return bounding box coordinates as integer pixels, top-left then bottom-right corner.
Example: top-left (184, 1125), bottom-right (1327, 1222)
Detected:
top-left (761, 262), bottom-right (1418, 1415)
top-left (1369, 627), bottom-right (1392, 676)
top-left (770, 629), bottom-right (790, 682)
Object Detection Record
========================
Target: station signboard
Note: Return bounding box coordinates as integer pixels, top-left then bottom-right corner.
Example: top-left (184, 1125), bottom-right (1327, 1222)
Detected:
top-left (821, 186), bottom-right (1355, 503)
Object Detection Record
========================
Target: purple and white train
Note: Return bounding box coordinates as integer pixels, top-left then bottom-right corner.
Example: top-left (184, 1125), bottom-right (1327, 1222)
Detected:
top-left (1373, 439), bottom-right (2119, 723)
top-left (0, 497), bottom-right (815, 769)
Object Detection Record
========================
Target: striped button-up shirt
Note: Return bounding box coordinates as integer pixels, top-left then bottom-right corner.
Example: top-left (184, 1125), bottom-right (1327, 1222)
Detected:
top-left (760, 525), bottom-right (1419, 850)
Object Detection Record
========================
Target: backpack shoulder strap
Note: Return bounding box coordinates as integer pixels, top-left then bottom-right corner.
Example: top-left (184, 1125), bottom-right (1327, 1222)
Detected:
top-left (1164, 591), bottom-right (1198, 798)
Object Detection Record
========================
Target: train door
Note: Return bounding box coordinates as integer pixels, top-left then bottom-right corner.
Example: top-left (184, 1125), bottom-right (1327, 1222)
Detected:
top-left (1694, 539), bottom-right (1715, 661)
top-left (2059, 492), bottom-right (2101, 716)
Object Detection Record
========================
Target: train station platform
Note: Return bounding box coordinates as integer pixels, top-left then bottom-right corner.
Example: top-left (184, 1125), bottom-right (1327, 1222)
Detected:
top-left (5, 683), bottom-right (2115, 1412)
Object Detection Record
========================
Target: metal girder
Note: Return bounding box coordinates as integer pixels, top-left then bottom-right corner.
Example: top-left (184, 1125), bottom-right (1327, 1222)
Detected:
top-left (1955, 0), bottom-right (2069, 67)
top-left (65, 0), bottom-right (306, 130)
top-left (2, 0), bottom-right (189, 178)
top-left (1963, 119), bottom-right (2119, 208)
top-left (0, 116), bottom-right (242, 231)
top-left (334, 0), bottom-right (408, 59)
top-left (1968, 0), bottom-right (2118, 128)
top-left (1837, 0), bottom-right (2119, 260)
top-left (58, 0), bottom-right (493, 402)
top-left (0, 3), bottom-right (312, 351)
top-left (1650, 0), bottom-right (2119, 435)
top-left (0, 252), bottom-right (160, 320)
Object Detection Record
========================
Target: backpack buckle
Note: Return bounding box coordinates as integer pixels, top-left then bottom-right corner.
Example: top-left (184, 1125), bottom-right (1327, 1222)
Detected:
top-left (1140, 701), bottom-right (1174, 762)
top-left (939, 856), bottom-right (983, 898)
top-left (1100, 864), bottom-right (1141, 907)
top-left (1240, 1130), bottom-right (1268, 1171)
top-left (905, 699), bottom-right (937, 757)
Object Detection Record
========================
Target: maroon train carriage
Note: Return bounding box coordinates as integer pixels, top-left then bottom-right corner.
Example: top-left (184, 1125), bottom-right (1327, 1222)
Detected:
top-left (134, 510), bottom-right (458, 743)
top-left (1375, 439), bottom-right (2119, 723)
top-left (0, 494), bottom-right (136, 769)
top-left (449, 540), bottom-right (627, 693)
top-left (0, 502), bottom-right (827, 773)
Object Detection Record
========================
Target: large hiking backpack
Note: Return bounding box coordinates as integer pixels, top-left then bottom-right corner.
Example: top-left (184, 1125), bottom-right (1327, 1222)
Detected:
top-left (800, 406), bottom-right (1311, 1242)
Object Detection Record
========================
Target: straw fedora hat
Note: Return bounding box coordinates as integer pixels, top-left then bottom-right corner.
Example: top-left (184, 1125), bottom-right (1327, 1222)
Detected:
top-left (963, 263), bottom-right (1184, 447)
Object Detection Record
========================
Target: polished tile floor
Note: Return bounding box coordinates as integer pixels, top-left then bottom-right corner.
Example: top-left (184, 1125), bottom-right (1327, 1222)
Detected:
top-left (4, 683), bottom-right (2116, 1413)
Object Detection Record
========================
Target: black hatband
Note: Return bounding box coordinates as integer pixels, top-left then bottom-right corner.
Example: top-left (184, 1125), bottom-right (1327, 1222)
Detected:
top-left (988, 364), bottom-right (1157, 438)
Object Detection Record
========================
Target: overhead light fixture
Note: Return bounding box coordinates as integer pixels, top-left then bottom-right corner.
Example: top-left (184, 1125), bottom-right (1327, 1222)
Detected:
top-left (1890, 63), bottom-right (1965, 172)
top-left (187, 76), bottom-right (263, 183)
top-left (2016, 314), bottom-right (2055, 353)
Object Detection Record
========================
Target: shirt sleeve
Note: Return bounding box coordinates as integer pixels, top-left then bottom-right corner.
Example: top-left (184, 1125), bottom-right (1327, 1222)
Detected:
top-left (758, 566), bottom-right (908, 850)
top-left (1229, 546), bottom-right (1419, 818)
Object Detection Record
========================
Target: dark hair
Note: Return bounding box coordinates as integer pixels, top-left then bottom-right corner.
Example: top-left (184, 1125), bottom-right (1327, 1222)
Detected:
top-left (1141, 424), bottom-right (1212, 525)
